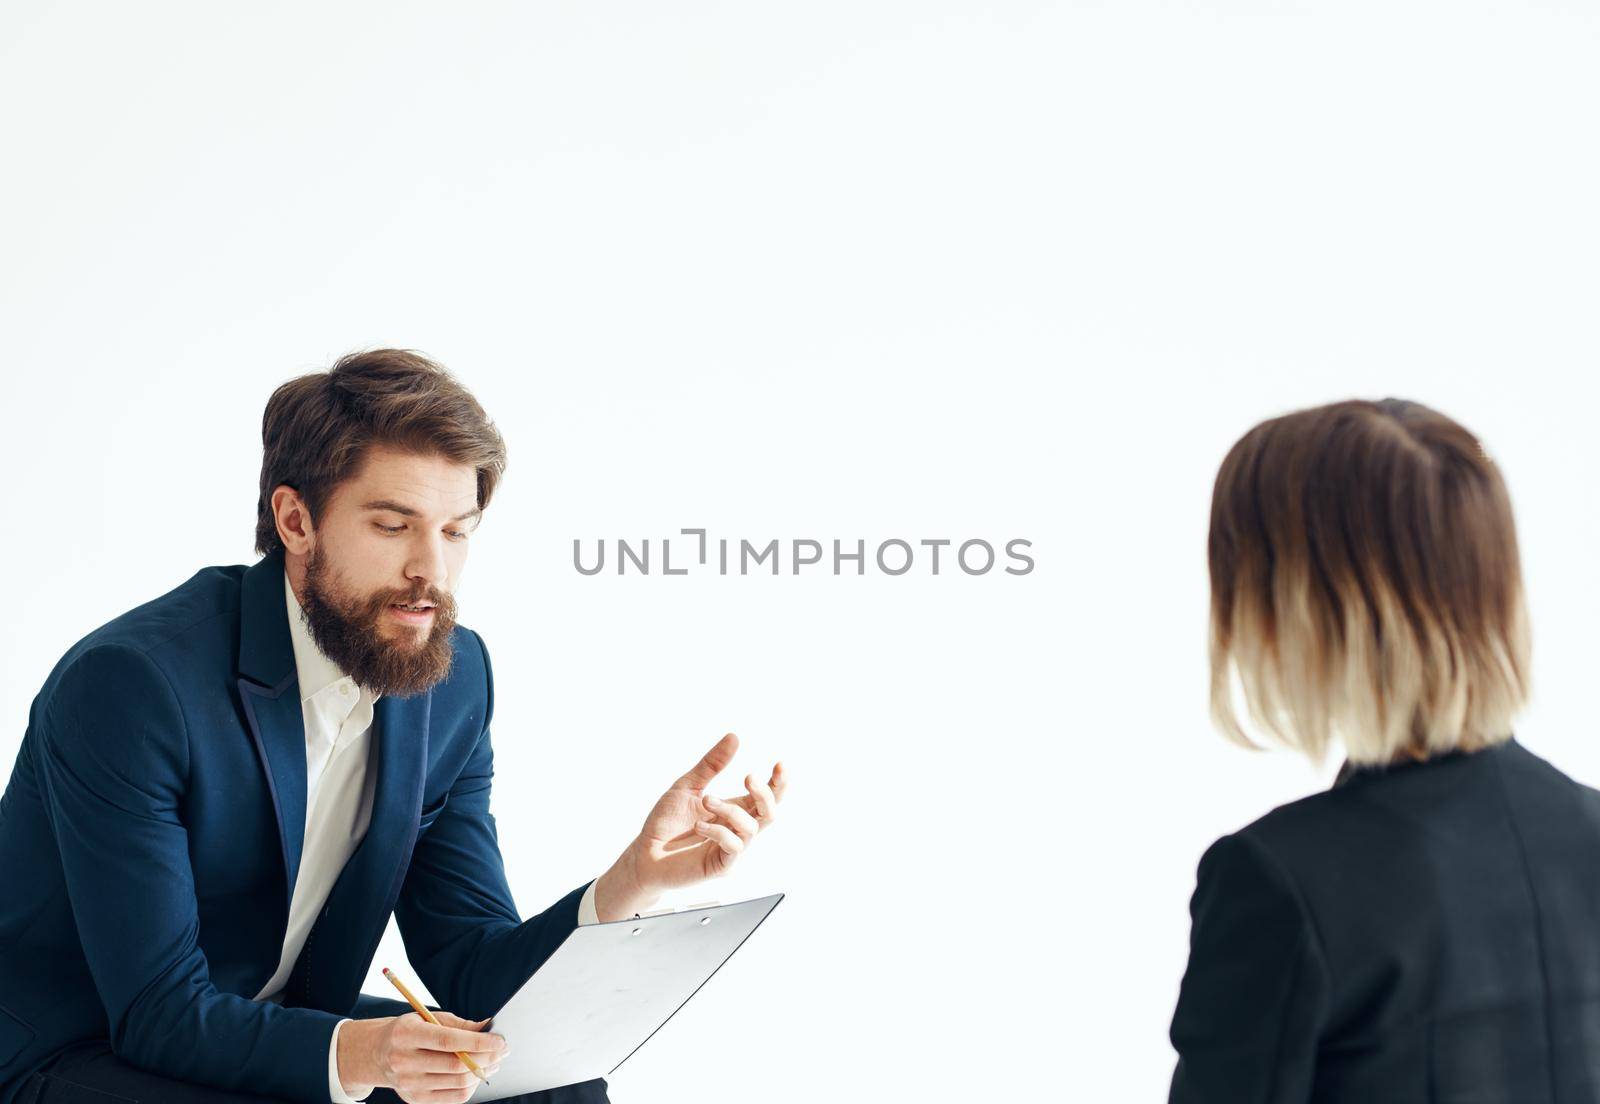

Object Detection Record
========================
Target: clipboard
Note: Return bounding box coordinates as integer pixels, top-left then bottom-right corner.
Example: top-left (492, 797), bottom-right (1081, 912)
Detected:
top-left (472, 892), bottom-right (784, 1100)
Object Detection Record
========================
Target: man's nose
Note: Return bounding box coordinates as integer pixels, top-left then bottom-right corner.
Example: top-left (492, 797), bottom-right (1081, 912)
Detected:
top-left (404, 539), bottom-right (450, 596)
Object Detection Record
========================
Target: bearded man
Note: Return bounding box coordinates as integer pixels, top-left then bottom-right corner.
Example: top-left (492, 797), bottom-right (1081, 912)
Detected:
top-left (0, 349), bottom-right (786, 1104)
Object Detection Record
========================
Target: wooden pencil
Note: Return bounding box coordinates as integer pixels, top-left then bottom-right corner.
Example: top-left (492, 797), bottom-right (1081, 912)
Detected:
top-left (381, 966), bottom-right (491, 1084)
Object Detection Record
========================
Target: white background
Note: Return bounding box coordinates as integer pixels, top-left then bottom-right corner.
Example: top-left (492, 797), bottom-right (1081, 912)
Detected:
top-left (2, 2), bottom-right (1597, 1100)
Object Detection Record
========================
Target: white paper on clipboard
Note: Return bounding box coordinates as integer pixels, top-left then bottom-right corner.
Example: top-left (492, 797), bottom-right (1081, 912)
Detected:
top-left (471, 892), bottom-right (784, 1100)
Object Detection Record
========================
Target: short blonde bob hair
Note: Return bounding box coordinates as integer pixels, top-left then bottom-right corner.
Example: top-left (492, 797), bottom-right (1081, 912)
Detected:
top-left (1208, 398), bottom-right (1531, 766)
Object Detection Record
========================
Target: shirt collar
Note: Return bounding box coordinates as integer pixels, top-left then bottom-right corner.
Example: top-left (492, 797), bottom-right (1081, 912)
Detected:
top-left (283, 568), bottom-right (382, 705)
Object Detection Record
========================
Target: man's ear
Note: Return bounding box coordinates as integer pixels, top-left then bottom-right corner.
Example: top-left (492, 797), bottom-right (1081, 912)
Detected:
top-left (270, 484), bottom-right (314, 556)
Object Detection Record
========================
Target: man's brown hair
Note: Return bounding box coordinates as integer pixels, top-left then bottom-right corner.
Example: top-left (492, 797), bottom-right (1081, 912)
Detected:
top-left (254, 349), bottom-right (507, 556)
top-left (1207, 398), bottom-right (1532, 766)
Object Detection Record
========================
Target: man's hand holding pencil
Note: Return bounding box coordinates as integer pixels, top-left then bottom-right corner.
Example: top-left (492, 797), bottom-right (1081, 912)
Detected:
top-left (336, 996), bottom-right (507, 1103)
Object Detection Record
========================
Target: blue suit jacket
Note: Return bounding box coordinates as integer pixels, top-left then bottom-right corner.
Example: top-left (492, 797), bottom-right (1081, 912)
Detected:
top-left (0, 548), bottom-right (588, 1103)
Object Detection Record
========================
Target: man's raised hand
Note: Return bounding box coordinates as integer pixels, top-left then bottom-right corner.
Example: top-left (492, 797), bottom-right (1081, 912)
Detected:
top-left (594, 733), bottom-right (787, 922)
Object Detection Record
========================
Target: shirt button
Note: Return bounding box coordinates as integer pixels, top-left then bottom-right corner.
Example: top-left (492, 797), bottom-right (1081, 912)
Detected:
top-left (340, 683), bottom-right (353, 697)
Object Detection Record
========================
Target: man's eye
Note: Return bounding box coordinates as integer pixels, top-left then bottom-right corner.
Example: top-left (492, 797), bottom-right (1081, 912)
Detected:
top-left (376, 522), bottom-right (467, 540)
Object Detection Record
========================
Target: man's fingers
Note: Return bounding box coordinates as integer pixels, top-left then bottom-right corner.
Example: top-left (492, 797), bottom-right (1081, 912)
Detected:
top-left (411, 1069), bottom-right (484, 1094)
top-left (678, 732), bottom-right (739, 788)
top-left (703, 793), bottom-right (759, 842)
top-left (395, 1047), bottom-right (499, 1075)
top-left (694, 819), bottom-right (745, 856)
top-left (744, 773), bottom-right (778, 823)
top-left (769, 761), bottom-right (787, 802)
top-left (420, 1021), bottom-right (508, 1054)
top-left (429, 1011), bottom-right (489, 1031)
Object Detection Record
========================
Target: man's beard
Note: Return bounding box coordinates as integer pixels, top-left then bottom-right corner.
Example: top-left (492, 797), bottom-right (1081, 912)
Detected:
top-left (296, 544), bottom-right (459, 698)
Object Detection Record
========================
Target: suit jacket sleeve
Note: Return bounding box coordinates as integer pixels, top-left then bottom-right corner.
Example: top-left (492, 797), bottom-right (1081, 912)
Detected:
top-left (36, 644), bottom-right (342, 1103)
top-left (1168, 831), bottom-right (1330, 1104)
top-left (392, 630), bottom-right (590, 1019)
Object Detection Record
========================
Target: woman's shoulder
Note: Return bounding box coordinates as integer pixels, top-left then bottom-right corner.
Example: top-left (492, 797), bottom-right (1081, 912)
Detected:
top-left (1222, 737), bottom-right (1600, 890)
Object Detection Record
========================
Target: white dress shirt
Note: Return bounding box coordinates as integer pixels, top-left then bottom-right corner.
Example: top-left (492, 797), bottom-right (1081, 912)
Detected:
top-left (255, 569), bottom-right (601, 1102)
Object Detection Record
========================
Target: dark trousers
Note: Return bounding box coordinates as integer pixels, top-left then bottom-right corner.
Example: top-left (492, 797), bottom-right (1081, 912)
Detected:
top-left (19, 996), bottom-right (610, 1103)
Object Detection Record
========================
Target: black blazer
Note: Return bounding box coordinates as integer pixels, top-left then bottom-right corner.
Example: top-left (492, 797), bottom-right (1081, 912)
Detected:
top-left (1169, 736), bottom-right (1600, 1103)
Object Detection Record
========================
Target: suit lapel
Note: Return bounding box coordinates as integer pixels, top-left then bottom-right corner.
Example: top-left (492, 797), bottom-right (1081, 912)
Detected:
top-left (290, 689), bottom-right (430, 1011)
top-left (236, 548), bottom-right (308, 916)
top-left (366, 690), bottom-right (431, 916)
top-left (235, 548), bottom-right (432, 1011)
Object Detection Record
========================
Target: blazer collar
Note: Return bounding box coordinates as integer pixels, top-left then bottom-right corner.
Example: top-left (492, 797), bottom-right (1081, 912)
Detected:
top-left (239, 546), bottom-right (297, 692)
top-left (1330, 735), bottom-right (1518, 790)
